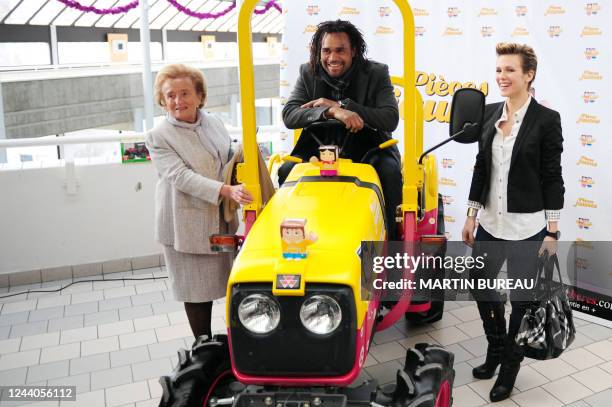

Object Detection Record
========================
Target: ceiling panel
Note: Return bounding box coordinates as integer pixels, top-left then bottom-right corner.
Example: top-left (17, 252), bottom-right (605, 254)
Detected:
top-left (167, 0), bottom-right (208, 31)
top-left (0, 0), bottom-right (23, 22)
top-left (51, 0), bottom-right (92, 26)
top-left (111, 0), bottom-right (143, 28)
top-left (73, 0), bottom-right (117, 26)
top-left (189, 0), bottom-right (225, 31)
top-left (129, 0), bottom-right (166, 29)
top-left (29, 0), bottom-right (65, 25)
top-left (4, 0), bottom-right (47, 25)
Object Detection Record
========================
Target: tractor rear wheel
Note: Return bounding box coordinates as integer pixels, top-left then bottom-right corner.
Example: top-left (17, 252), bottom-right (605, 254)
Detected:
top-left (159, 335), bottom-right (238, 407)
top-left (392, 343), bottom-right (455, 407)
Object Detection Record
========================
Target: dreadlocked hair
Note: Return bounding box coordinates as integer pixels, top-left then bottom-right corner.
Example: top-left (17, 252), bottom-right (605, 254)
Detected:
top-left (308, 19), bottom-right (368, 73)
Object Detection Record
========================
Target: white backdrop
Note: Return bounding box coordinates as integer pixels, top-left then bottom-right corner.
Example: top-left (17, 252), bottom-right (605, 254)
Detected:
top-left (278, 0), bottom-right (610, 247)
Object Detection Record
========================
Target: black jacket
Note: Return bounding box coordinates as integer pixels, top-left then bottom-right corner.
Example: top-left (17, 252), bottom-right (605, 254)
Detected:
top-left (468, 98), bottom-right (565, 212)
top-left (282, 61), bottom-right (399, 134)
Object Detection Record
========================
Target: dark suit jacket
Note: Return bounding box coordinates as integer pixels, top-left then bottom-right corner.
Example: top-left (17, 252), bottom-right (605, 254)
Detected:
top-left (469, 98), bottom-right (565, 212)
top-left (282, 61), bottom-right (399, 134)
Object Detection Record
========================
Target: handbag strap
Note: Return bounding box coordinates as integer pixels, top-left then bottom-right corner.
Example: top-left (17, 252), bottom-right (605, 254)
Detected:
top-left (535, 251), bottom-right (564, 297)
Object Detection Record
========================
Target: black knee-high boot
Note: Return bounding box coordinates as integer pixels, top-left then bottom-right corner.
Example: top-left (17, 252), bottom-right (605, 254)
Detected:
top-left (490, 337), bottom-right (524, 402)
top-left (184, 301), bottom-right (213, 339)
top-left (473, 301), bottom-right (507, 379)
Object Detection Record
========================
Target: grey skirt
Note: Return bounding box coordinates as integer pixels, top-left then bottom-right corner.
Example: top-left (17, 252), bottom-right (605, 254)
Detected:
top-left (163, 245), bottom-right (231, 303)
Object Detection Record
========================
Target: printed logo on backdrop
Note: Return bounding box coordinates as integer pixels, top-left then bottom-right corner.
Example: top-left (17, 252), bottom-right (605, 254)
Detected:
top-left (580, 70), bottom-right (603, 80)
top-left (447, 7), bottom-right (461, 18)
top-left (575, 239), bottom-right (595, 250)
top-left (515, 6), bottom-right (528, 17)
top-left (575, 257), bottom-right (589, 270)
top-left (443, 27), bottom-right (463, 36)
top-left (581, 27), bottom-right (603, 37)
top-left (579, 176), bottom-right (595, 188)
top-left (280, 60), bottom-right (288, 70)
top-left (304, 25), bottom-right (317, 33)
top-left (577, 218), bottom-right (593, 229)
top-left (585, 48), bottom-right (599, 60)
top-left (548, 26), bottom-right (562, 38)
top-left (414, 8), bottom-right (429, 17)
top-left (586, 3), bottom-right (601, 15)
top-left (414, 72), bottom-right (488, 123)
top-left (576, 156), bottom-right (598, 166)
top-left (544, 5), bottom-right (565, 16)
top-left (583, 91), bottom-right (598, 103)
top-left (378, 7), bottom-right (391, 17)
top-left (478, 8), bottom-right (497, 17)
top-left (580, 134), bottom-right (595, 146)
top-left (415, 26), bottom-right (426, 36)
top-left (440, 178), bottom-right (457, 187)
top-left (339, 7), bottom-right (360, 16)
top-left (441, 194), bottom-right (454, 205)
top-left (306, 5), bottom-right (320, 16)
top-left (574, 198), bottom-right (598, 208)
top-left (442, 158), bottom-right (455, 168)
top-left (282, 44), bottom-right (288, 52)
top-left (444, 216), bottom-right (456, 224)
top-left (481, 26), bottom-right (495, 37)
top-left (375, 26), bottom-right (395, 35)
top-left (576, 114), bottom-right (600, 124)
top-left (512, 27), bottom-right (530, 37)
top-left (280, 80), bottom-right (290, 88)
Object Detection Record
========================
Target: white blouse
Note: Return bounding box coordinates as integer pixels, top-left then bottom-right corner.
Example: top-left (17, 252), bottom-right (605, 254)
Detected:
top-left (468, 97), bottom-right (560, 240)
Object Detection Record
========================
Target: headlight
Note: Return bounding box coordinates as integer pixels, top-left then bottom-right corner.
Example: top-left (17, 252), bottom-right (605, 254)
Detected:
top-left (238, 294), bottom-right (281, 334)
top-left (300, 295), bottom-right (342, 335)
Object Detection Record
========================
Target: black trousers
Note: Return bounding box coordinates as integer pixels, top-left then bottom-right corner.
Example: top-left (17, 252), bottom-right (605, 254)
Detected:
top-left (278, 148), bottom-right (402, 240)
top-left (469, 225), bottom-right (547, 339)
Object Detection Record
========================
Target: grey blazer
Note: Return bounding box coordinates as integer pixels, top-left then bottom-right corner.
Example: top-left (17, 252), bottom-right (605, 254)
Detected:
top-left (145, 113), bottom-right (232, 254)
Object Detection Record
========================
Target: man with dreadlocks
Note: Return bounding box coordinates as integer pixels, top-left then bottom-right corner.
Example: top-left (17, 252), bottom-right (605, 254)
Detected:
top-left (280, 19), bottom-right (402, 239)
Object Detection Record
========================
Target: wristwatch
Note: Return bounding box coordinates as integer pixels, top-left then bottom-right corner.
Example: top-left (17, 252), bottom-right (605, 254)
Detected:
top-left (338, 98), bottom-right (350, 109)
top-left (546, 230), bottom-right (561, 240)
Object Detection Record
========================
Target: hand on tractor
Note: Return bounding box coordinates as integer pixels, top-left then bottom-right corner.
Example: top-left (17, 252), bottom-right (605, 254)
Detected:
top-left (221, 184), bottom-right (253, 205)
top-left (301, 98), bottom-right (340, 109)
top-left (326, 107), bottom-right (365, 133)
top-left (462, 217), bottom-right (477, 247)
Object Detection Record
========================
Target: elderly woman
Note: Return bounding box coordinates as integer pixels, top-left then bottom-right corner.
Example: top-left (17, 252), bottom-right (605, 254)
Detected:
top-left (145, 64), bottom-right (252, 339)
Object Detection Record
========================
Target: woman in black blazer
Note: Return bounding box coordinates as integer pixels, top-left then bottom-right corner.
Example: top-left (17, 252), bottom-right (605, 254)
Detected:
top-left (462, 43), bottom-right (564, 402)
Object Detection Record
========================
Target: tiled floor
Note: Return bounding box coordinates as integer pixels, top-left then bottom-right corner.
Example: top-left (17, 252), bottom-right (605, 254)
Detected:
top-left (1, 266), bottom-right (611, 407)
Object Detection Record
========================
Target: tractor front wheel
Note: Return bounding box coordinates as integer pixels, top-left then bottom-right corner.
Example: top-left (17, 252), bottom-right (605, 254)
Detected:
top-left (392, 343), bottom-right (455, 407)
top-left (159, 335), bottom-right (238, 407)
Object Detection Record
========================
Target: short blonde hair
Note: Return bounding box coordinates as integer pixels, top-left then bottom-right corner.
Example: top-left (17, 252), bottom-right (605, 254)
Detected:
top-left (154, 64), bottom-right (207, 109)
top-left (496, 43), bottom-right (538, 88)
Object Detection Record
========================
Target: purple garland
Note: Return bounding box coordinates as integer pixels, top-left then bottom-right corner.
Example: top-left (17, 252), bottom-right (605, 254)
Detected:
top-left (55, 0), bottom-right (281, 18)
top-left (56, 0), bottom-right (138, 15)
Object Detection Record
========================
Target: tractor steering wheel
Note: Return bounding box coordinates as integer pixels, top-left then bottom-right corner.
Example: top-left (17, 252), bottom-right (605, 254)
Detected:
top-left (304, 119), bottom-right (356, 158)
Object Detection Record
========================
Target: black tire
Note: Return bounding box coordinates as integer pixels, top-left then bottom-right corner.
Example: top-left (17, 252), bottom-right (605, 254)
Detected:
top-left (392, 343), bottom-right (455, 407)
top-left (405, 194), bottom-right (446, 324)
top-left (159, 335), bottom-right (236, 407)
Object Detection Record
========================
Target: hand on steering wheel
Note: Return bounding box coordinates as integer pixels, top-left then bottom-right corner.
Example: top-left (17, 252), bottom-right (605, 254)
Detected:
top-left (327, 107), bottom-right (364, 133)
top-left (301, 98), bottom-right (340, 109)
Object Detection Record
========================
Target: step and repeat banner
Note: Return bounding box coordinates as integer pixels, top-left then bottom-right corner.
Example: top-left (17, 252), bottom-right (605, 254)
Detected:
top-left (277, 1), bottom-right (611, 323)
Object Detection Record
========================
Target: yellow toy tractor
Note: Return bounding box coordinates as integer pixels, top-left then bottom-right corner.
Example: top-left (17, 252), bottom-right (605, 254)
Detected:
top-left (159, 1), bottom-right (485, 407)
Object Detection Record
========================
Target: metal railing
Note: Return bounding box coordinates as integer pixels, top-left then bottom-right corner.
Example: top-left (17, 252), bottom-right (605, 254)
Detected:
top-left (0, 125), bottom-right (280, 149)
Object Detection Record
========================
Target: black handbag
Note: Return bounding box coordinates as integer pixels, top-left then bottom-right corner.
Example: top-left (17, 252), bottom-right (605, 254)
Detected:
top-left (515, 251), bottom-right (576, 360)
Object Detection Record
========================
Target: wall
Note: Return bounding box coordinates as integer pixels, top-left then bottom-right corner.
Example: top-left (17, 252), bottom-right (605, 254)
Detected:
top-left (2, 63), bottom-right (280, 139)
top-left (0, 161), bottom-right (159, 275)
